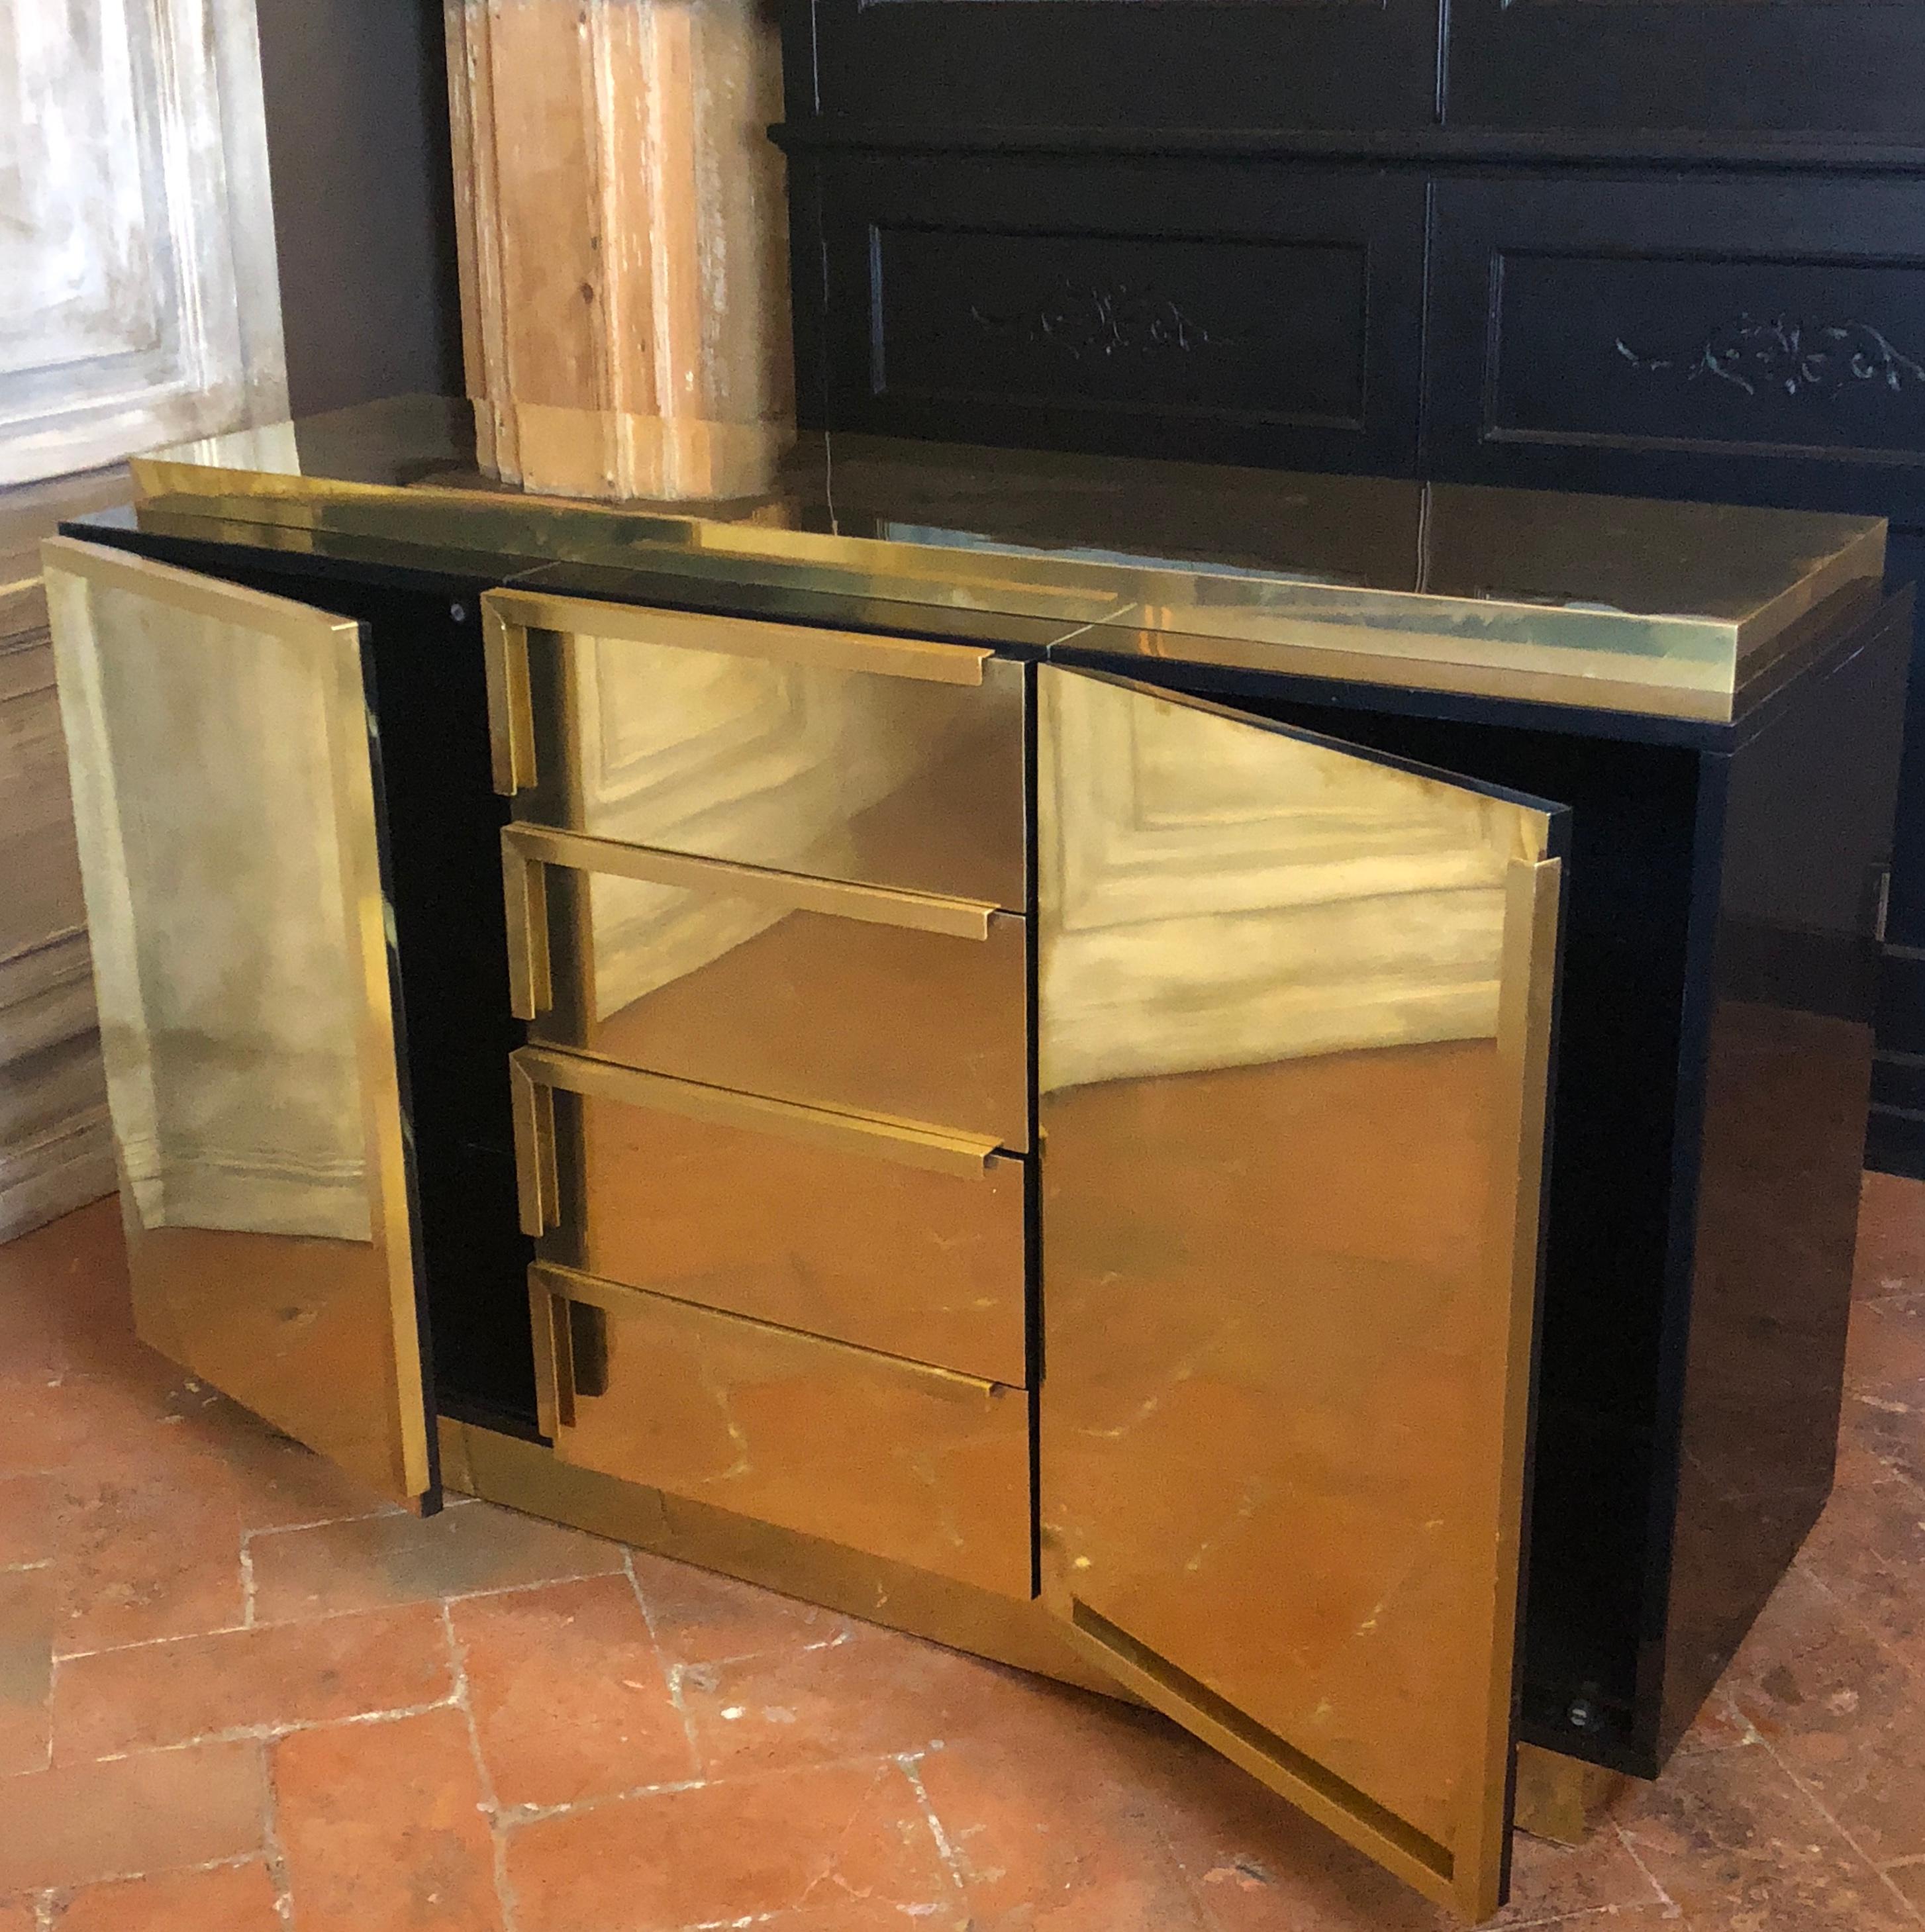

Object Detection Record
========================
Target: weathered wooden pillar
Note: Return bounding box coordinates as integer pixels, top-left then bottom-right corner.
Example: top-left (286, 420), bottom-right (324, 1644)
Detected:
top-left (444, 0), bottom-right (794, 503)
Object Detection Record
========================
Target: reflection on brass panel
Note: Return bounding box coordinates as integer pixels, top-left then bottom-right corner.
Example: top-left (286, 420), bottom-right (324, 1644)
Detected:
top-left (511, 1047), bottom-right (1005, 1204)
top-left (506, 825), bottom-right (998, 941)
top-left (533, 1263), bottom-right (1032, 1599)
top-left (515, 1053), bottom-right (1026, 1384)
top-left (483, 588), bottom-right (1026, 908)
top-left (40, 538), bottom-right (431, 1504)
top-left (1036, 667), bottom-right (1563, 1921)
top-left (1512, 1743), bottom-right (1628, 1849)
top-left (440, 1416), bottom-right (1118, 1693)
top-left (511, 836), bottom-right (1030, 1149)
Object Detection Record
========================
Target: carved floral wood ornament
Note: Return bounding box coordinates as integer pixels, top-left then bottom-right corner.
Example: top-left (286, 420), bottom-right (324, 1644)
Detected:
top-left (970, 279), bottom-right (1231, 363)
top-left (1616, 313), bottom-right (1925, 404)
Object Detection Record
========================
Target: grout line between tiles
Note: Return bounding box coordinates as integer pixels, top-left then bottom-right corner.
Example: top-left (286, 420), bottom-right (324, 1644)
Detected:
top-left (1739, 1714), bottom-right (1925, 1925)
top-left (897, 1751), bottom-right (969, 1904)
top-left (76, 1693), bottom-right (467, 1763)
top-left (440, 1598), bottom-right (523, 1932)
top-left (259, 1730), bottom-right (295, 1927)
top-left (239, 1504), bottom-right (417, 1545)
top-left (21, 1849), bottom-right (262, 1899)
top-left (1609, 1816), bottom-right (1679, 1915)
top-left (622, 1549), bottom-right (706, 1777)
top-left (1796, 1555), bottom-right (1925, 1700)
top-left (491, 1773), bottom-right (713, 1831)
top-left (52, 1562), bottom-right (626, 1662)
top-left (483, 1743), bottom-right (968, 1834)
top-left (793, 1760), bottom-right (906, 1915)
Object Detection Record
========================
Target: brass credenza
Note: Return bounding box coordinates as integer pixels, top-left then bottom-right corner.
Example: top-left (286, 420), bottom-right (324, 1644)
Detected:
top-left (38, 398), bottom-right (1910, 1921)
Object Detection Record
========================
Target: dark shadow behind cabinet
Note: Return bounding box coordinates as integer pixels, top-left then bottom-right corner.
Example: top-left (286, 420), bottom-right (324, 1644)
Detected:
top-left (253, 0), bottom-right (465, 416)
top-left (775, 0), bottom-right (1925, 1179)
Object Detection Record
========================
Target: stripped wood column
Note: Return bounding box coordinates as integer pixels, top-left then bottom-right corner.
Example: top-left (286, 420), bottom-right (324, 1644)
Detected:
top-left (445, 0), bottom-right (794, 503)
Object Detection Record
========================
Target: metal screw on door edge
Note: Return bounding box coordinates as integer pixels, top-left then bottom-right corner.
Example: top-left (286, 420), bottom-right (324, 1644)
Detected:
top-left (1567, 1698), bottom-right (1601, 1731)
top-left (450, 603), bottom-right (468, 622)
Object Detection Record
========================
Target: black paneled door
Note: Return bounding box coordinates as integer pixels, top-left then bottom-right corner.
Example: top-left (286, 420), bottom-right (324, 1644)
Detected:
top-left (801, 0), bottom-right (1445, 133)
top-left (1424, 175), bottom-right (1925, 521)
top-left (812, 153), bottom-right (1428, 475)
top-left (1446, 0), bottom-right (1925, 140)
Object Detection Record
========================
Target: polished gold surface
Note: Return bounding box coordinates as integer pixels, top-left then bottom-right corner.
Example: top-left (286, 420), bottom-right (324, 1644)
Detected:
top-left (440, 1414), bottom-right (1121, 1696)
top-left (1034, 667), bottom-right (1563, 1919)
top-left (481, 597), bottom-right (537, 794)
top-left (483, 587), bottom-right (1027, 907)
top-left (126, 396), bottom-right (1887, 723)
top-left (532, 1262), bottom-right (1033, 1599)
top-left (1512, 1743), bottom-right (1630, 1849)
top-left (505, 832), bottom-right (1030, 1149)
top-left (505, 825), bottom-right (999, 947)
top-left (510, 1045), bottom-right (1027, 1384)
top-left (510, 1047), bottom-right (1008, 1208)
top-left (41, 538), bottom-right (431, 1504)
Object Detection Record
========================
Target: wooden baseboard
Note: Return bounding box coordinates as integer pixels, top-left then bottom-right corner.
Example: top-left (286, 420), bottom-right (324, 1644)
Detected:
top-left (0, 1112), bottom-right (115, 1243)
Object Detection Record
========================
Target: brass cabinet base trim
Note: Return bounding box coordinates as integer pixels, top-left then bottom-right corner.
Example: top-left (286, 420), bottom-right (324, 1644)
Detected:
top-left (1512, 1743), bottom-right (1632, 1848)
top-left (438, 1416), bottom-right (1122, 1698)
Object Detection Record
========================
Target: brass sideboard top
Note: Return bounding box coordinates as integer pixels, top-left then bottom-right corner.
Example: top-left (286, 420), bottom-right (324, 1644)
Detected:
top-left (126, 394), bottom-right (1887, 724)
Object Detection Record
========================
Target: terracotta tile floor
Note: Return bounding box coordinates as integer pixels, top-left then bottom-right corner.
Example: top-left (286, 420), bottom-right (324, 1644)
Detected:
top-left (5, 1183), bottom-right (1925, 1930)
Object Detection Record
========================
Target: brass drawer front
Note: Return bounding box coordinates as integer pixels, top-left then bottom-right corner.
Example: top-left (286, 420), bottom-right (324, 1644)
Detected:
top-left (532, 1263), bottom-right (1033, 1600)
top-left (484, 589), bottom-right (1028, 910)
top-left (505, 827), bottom-right (1031, 1150)
top-left (511, 1047), bottom-right (1029, 1387)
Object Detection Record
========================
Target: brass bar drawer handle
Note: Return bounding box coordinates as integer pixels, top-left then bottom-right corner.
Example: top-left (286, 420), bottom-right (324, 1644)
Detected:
top-left (483, 587), bottom-right (994, 688)
top-left (482, 601), bottom-right (537, 795)
top-left (510, 1056), bottom-right (562, 1236)
top-left (501, 830), bottom-right (555, 1021)
top-left (511, 1044), bottom-right (1006, 1184)
top-left (499, 825), bottom-right (999, 1025)
top-left (528, 1272), bottom-right (613, 1437)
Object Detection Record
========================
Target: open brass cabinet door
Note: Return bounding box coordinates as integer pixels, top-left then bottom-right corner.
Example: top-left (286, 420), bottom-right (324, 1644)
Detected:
top-left (42, 538), bottom-right (436, 1508)
top-left (1036, 667), bottom-right (1565, 1921)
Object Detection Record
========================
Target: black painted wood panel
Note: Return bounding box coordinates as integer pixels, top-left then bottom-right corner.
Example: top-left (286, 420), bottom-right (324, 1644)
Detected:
top-left (1447, 0), bottom-right (1925, 143)
top-left (1424, 175), bottom-right (1925, 522)
top-left (811, 154), bottom-right (1426, 474)
top-left (1869, 532), bottom-right (1925, 1175)
top-left (800, 0), bottom-right (1445, 134)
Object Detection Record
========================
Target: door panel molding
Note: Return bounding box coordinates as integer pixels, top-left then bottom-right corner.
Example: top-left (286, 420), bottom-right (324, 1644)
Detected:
top-left (1036, 666), bottom-right (1564, 1918)
top-left (42, 537), bottom-right (432, 1504)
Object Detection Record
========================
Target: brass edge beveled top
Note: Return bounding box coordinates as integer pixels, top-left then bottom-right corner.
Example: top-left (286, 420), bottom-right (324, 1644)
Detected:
top-left (126, 396), bottom-right (1888, 724)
